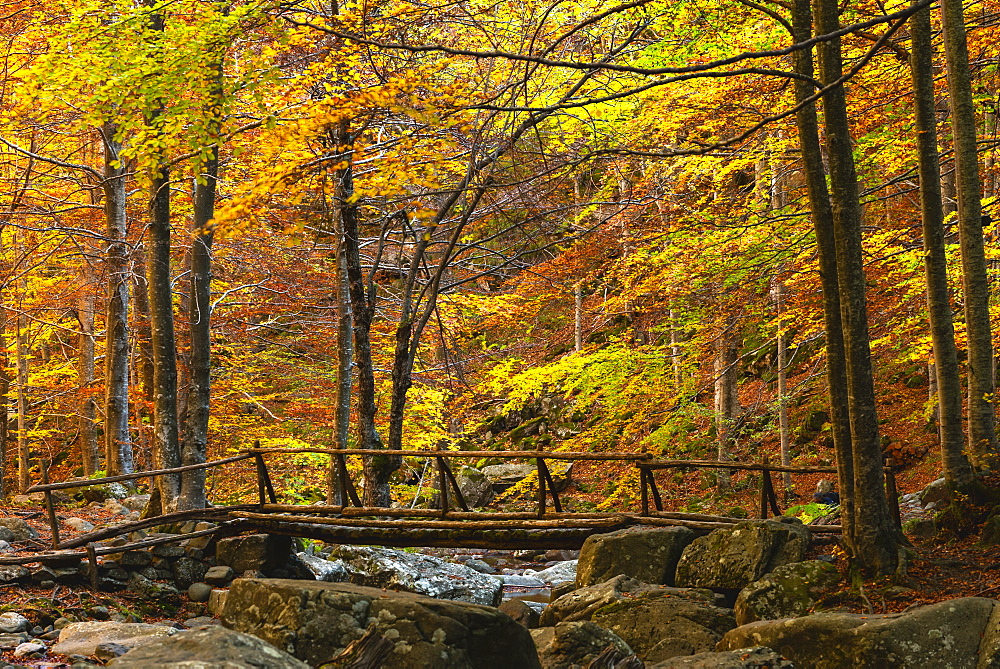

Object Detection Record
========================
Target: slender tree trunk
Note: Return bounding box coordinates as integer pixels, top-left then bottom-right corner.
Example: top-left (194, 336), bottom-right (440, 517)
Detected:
top-left (814, 0), bottom-right (898, 576)
top-left (327, 133), bottom-right (354, 505)
top-left (0, 304), bottom-right (7, 497)
top-left (77, 261), bottom-right (99, 476)
top-left (101, 122), bottom-right (134, 476)
top-left (574, 283), bottom-right (583, 352)
top-left (775, 283), bottom-right (792, 493)
top-left (341, 157), bottom-right (393, 506)
top-left (16, 298), bottom-right (29, 494)
top-left (940, 0), bottom-right (998, 458)
top-left (714, 325), bottom-right (738, 493)
top-left (792, 0), bottom-right (856, 551)
top-left (909, 1), bottom-right (976, 488)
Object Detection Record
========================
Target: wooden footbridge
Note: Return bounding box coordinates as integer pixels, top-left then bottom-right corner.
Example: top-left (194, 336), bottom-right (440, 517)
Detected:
top-left (3, 445), bottom-right (868, 567)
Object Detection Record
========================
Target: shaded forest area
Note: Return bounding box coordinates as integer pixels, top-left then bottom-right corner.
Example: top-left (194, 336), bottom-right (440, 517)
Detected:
top-left (1, 0), bottom-right (1000, 576)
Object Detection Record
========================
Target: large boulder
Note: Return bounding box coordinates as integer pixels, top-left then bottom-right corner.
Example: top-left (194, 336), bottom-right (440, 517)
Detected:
top-left (718, 597), bottom-right (998, 668)
top-left (481, 463), bottom-right (571, 493)
top-left (221, 578), bottom-right (540, 668)
top-left (530, 621), bottom-right (633, 669)
top-left (647, 647), bottom-right (794, 668)
top-left (675, 519), bottom-right (809, 591)
top-left (591, 586), bottom-right (737, 663)
top-left (524, 560), bottom-right (577, 585)
top-left (541, 575), bottom-right (721, 627)
top-left (734, 560), bottom-right (841, 626)
top-left (109, 625), bottom-right (308, 668)
top-left (454, 466), bottom-right (495, 508)
top-left (539, 575), bottom-right (735, 663)
top-left (0, 518), bottom-right (39, 542)
top-left (577, 526), bottom-right (695, 587)
top-left (324, 545), bottom-right (502, 606)
top-left (215, 534), bottom-right (291, 574)
top-left (52, 622), bottom-right (178, 657)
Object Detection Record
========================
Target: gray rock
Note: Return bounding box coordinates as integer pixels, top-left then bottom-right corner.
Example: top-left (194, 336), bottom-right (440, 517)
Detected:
top-left (119, 494), bottom-right (150, 512)
top-left (127, 573), bottom-right (180, 601)
top-left (221, 578), bottom-right (541, 668)
top-left (327, 544), bottom-right (503, 606)
top-left (719, 597), bottom-right (997, 668)
top-left (13, 641), bottom-right (44, 658)
top-left (0, 613), bottom-right (29, 633)
top-left (0, 518), bottom-right (39, 542)
top-left (204, 565), bottom-right (235, 585)
top-left (464, 559), bottom-right (496, 574)
top-left (215, 534), bottom-right (291, 574)
top-left (455, 466), bottom-right (495, 508)
top-left (295, 551), bottom-right (348, 582)
top-left (64, 517), bottom-right (95, 533)
top-left (578, 526), bottom-right (695, 588)
top-left (499, 574), bottom-right (547, 588)
top-left (531, 621), bottom-right (633, 669)
top-left (172, 557), bottom-right (208, 590)
top-left (188, 583), bottom-right (213, 602)
top-left (675, 519), bottom-right (810, 591)
top-left (735, 560), bottom-right (841, 625)
top-left (108, 624), bottom-right (308, 668)
top-left (0, 566), bottom-right (29, 584)
top-left (53, 622), bottom-right (177, 657)
top-left (525, 560), bottom-right (577, 585)
top-left (0, 634), bottom-right (27, 649)
top-left (647, 646), bottom-right (794, 668)
top-left (920, 477), bottom-right (949, 505)
top-left (95, 642), bottom-right (132, 660)
top-left (0, 529), bottom-right (14, 543)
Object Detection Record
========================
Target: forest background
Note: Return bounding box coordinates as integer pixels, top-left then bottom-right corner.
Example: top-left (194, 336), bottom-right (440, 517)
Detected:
top-left (1, 0), bottom-right (999, 575)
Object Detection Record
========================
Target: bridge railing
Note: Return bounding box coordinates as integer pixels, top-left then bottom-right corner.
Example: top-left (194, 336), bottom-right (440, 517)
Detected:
top-left (246, 445), bottom-right (864, 526)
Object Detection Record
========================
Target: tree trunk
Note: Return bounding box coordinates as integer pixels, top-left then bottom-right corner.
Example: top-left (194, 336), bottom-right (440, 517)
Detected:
top-left (714, 325), bottom-right (738, 493)
top-left (775, 283), bottom-right (792, 493)
top-left (792, 0), bottom-right (856, 551)
top-left (909, 0), bottom-right (975, 488)
top-left (0, 304), bottom-right (7, 497)
top-left (814, 0), bottom-right (898, 575)
top-left (327, 132), bottom-right (354, 505)
top-left (940, 0), bottom-right (998, 459)
top-left (180, 38), bottom-right (225, 509)
top-left (77, 260), bottom-right (99, 476)
top-left (101, 122), bottom-right (134, 476)
top-left (16, 298), bottom-right (29, 494)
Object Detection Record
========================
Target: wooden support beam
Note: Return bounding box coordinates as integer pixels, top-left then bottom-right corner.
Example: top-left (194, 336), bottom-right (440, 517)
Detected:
top-left (438, 458), bottom-right (469, 512)
top-left (41, 462), bottom-right (60, 549)
top-left (538, 459), bottom-right (562, 513)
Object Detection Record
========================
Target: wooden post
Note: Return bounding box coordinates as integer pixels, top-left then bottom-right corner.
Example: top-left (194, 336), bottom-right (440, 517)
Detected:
top-left (649, 471), bottom-right (664, 512)
top-left (883, 463), bottom-right (902, 529)
top-left (763, 468), bottom-right (781, 517)
top-left (41, 461), bottom-right (60, 548)
top-left (538, 459), bottom-right (562, 512)
top-left (85, 542), bottom-right (99, 589)
top-left (336, 454), bottom-right (363, 507)
top-left (758, 468), bottom-right (769, 520)
top-left (254, 454), bottom-right (268, 506)
top-left (436, 457), bottom-right (450, 517)
top-left (640, 468), bottom-right (649, 516)
top-left (439, 459), bottom-right (469, 512)
top-left (537, 458), bottom-right (546, 518)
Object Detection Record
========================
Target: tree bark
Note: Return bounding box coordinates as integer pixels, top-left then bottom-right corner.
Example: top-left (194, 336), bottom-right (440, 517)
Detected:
top-left (714, 325), bottom-right (738, 492)
top-left (814, 0), bottom-right (898, 575)
top-left (77, 260), bottom-right (99, 476)
top-left (940, 0), bottom-right (998, 458)
top-left (909, 1), bottom-right (975, 488)
top-left (775, 283), bottom-right (792, 493)
top-left (15, 297), bottom-right (29, 494)
top-left (100, 122), bottom-right (134, 476)
top-left (791, 0), bottom-right (856, 551)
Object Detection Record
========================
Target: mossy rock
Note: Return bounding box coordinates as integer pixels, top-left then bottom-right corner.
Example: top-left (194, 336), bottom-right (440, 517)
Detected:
top-left (734, 560), bottom-right (841, 625)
